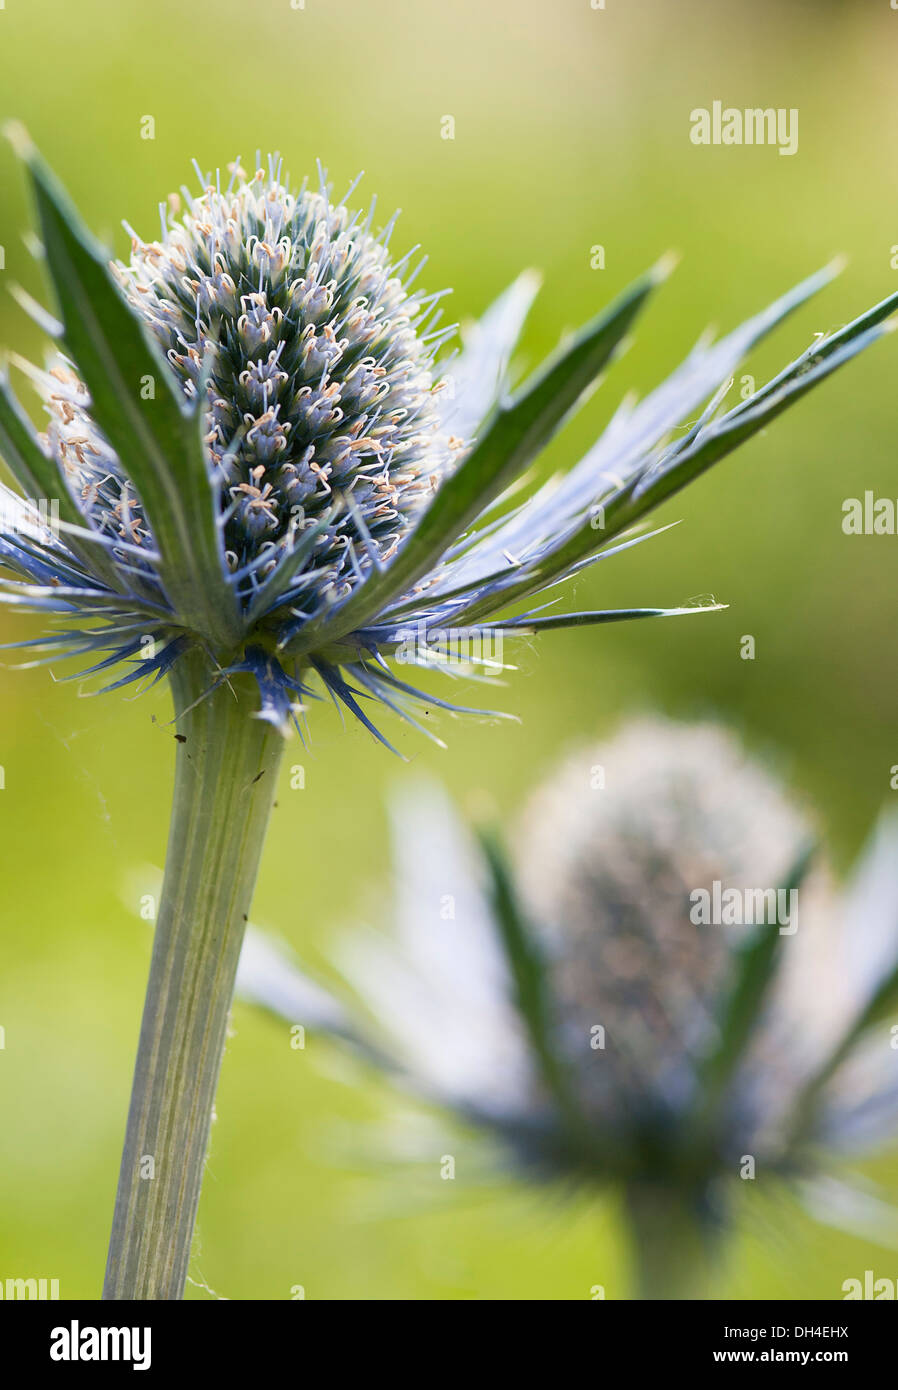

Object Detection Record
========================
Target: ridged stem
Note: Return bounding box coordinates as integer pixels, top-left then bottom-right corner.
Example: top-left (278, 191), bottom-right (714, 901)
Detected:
top-left (103, 648), bottom-right (284, 1300)
top-left (625, 1184), bottom-right (717, 1300)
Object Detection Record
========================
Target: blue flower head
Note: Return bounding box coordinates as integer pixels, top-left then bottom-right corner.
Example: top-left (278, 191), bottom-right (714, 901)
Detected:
top-left (1, 129), bottom-right (895, 743)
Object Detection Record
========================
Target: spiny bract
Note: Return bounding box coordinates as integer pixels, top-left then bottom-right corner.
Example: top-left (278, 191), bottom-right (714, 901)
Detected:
top-left (1, 135), bottom-right (896, 740)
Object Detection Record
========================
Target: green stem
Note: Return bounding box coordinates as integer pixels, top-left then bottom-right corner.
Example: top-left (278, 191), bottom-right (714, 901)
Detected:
top-left (103, 648), bottom-right (284, 1300)
top-left (625, 1184), bottom-right (717, 1300)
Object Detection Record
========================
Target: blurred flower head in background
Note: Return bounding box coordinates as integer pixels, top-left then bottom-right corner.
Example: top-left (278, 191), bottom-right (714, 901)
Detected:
top-left (242, 718), bottom-right (898, 1293)
top-left (513, 721), bottom-right (821, 1146)
top-left (1, 131), bottom-right (894, 740)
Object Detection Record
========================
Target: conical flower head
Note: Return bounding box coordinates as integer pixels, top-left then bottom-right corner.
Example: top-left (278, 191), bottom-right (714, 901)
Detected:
top-left (43, 159), bottom-right (453, 614)
top-left (515, 719), bottom-right (822, 1136)
top-left (2, 129), bottom-right (896, 736)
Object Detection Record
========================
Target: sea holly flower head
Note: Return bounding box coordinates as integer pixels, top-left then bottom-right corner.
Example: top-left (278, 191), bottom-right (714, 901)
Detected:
top-left (108, 158), bottom-right (455, 596)
top-left (240, 722), bottom-right (898, 1266)
top-left (513, 721), bottom-right (822, 1141)
top-left (1, 126), bottom-right (896, 741)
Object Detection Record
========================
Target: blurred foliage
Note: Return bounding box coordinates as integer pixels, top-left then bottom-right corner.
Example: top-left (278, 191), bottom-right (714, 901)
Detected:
top-left (1, 0), bottom-right (897, 1298)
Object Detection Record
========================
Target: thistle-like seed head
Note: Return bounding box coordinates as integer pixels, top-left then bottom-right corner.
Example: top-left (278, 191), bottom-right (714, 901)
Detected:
top-left (515, 719), bottom-right (824, 1136)
top-left (47, 158), bottom-right (453, 602)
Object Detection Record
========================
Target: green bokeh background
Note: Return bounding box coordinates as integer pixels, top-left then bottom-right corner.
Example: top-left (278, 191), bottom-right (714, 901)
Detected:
top-left (1, 0), bottom-right (897, 1299)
